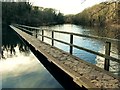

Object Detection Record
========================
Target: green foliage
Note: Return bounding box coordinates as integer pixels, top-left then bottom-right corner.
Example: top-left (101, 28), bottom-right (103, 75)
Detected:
top-left (2, 2), bottom-right (65, 27)
top-left (64, 14), bottom-right (75, 24)
top-left (3, 1), bottom-right (119, 27)
top-left (65, 1), bottom-right (119, 26)
top-left (56, 12), bottom-right (65, 24)
top-left (2, 2), bottom-right (32, 25)
top-left (73, 9), bottom-right (90, 25)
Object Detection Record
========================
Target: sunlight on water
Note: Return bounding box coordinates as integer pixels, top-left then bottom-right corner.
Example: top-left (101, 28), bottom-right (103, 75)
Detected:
top-left (2, 24), bottom-right (119, 88)
top-left (1, 44), bottom-right (62, 88)
top-left (39, 24), bottom-right (120, 76)
top-left (1, 45), bottom-right (34, 72)
top-left (96, 48), bottom-right (120, 76)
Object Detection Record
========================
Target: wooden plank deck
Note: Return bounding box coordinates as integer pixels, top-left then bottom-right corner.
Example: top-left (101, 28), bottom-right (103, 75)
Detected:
top-left (10, 25), bottom-right (120, 89)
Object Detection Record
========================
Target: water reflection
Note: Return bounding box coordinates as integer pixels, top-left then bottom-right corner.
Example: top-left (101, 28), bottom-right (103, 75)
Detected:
top-left (1, 26), bottom-right (63, 88)
top-left (2, 44), bottom-right (30, 59)
top-left (39, 24), bottom-right (105, 63)
top-left (39, 24), bottom-right (120, 76)
top-left (96, 48), bottom-right (120, 76)
top-left (1, 45), bottom-right (62, 88)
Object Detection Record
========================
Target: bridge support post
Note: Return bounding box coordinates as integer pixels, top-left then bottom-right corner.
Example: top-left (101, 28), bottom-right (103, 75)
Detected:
top-left (70, 34), bottom-right (73, 54)
top-left (52, 31), bottom-right (54, 46)
top-left (104, 41), bottom-right (111, 71)
top-left (42, 30), bottom-right (44, 41)
top-left (35, 29), bottom-right (37, 38)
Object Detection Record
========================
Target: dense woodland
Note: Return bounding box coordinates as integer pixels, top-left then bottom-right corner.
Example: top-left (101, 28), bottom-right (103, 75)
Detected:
top-left (2, 2), bottom-right (64, 27)
top-left (2, 1), bottom-right (120, 27)
top-left (65, 1), bottom-right (120, 27)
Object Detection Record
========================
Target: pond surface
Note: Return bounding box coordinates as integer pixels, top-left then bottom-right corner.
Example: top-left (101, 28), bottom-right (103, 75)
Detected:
top-left (1, 26), bottom-right (63, 88)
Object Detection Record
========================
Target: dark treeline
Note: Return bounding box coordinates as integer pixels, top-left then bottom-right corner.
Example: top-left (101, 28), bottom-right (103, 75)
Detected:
top-left (2, 2), bottom-right (64, 27)
top-left (2, 1), bottom-right (120, 28)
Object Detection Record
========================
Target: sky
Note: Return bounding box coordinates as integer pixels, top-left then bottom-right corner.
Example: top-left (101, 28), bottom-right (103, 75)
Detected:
top-left (29, 0), bottom-right (107, 15)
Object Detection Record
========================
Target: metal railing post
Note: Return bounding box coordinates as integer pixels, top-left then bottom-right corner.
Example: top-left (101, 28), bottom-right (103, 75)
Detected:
top-left (70, 34), bottom-right (73, 54)
top-left (42, 30), bottom-right (44, 41)
top-left (104, 41), bottom-right (111, 71)
top-left (52, 31), bottom-right (54, 46)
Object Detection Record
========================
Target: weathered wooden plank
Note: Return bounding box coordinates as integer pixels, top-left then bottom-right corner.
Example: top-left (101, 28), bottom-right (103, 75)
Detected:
top-left (37, 33), bottom-right (120, 63)
top-left (10, 25), bottom-right (120, 89)
top-left (70, 34), bottom-right (73, 54)
top-left (14, 24), bottom-right (120, 43)
top-left (15, 25), bottom-right (120, 63)
top-left (104, 42), bottom-right (111, 71)
top-left (52, 31), bottom-right (54, 46)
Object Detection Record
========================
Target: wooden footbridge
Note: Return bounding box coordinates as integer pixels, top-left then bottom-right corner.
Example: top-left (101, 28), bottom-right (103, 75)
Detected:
top-left (10, 24), bottom-right (120, 89)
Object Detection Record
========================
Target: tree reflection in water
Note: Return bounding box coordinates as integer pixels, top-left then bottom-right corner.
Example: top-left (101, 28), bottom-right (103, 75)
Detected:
top-left (2, 25), bottom-right (30, 59)
top-left (1, 26), bottom-right (63, 88)
top-left (2, 44), bottom-right (30, 59)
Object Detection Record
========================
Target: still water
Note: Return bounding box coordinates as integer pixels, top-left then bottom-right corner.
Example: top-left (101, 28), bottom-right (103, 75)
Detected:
top-left (1, 26), bottom-right (63, 88)
top-left (38, 24), bottom-right (120, 76)
top-left (1, 24), bottom-right (120, 88)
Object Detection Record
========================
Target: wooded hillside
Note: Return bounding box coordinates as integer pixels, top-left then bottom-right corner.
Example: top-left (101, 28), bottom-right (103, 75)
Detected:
top-left (2, 1), bottom-right (120, 27)
top-left (65, 1), bottom-right (120, 27)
